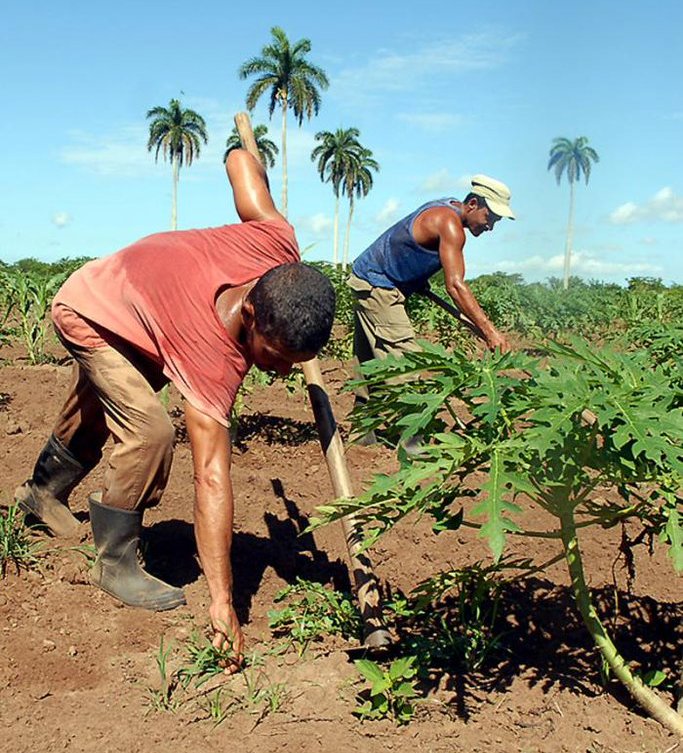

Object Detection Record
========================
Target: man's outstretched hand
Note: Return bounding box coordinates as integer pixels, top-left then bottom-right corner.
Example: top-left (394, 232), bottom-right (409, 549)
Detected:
top-left (486, 331), bottom-right (511, 354)
top-left (210, 600), bottom-right (245, 675)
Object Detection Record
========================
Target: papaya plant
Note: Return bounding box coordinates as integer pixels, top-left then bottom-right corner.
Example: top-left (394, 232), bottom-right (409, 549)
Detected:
top-left (311, 334), bottom-right (682, 735)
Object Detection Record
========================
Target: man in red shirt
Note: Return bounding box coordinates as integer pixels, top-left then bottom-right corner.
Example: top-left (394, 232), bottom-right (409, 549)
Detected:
top-left (15, 149), bottom-right (335, 672)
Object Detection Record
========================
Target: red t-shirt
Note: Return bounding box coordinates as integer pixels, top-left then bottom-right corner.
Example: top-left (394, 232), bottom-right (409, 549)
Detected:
top-left (53, 220), bottom-right (300, 426)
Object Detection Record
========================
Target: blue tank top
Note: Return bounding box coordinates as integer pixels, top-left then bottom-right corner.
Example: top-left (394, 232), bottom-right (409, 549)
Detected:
top-left (352, 198), bottom-right (461, 295)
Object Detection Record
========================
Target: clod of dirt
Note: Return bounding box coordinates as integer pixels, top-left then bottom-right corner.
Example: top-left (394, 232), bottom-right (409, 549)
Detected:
top-left (5, 421), bottom-right (23, 435)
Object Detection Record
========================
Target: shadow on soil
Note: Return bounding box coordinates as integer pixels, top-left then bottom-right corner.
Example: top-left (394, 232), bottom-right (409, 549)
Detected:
top-left (413, 576), bottom-right (682, 719)
top-left (143, 478), bottom-right (351, 625)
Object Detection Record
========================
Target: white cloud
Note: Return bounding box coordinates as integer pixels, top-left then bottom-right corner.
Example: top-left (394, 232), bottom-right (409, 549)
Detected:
top-left (418, 169), bottom-right (471, 194)
top-left (375, 198), bottom-right (401, 225)
top-left (296, 212), bottom-right (333, 236)
top-left (397, 113), bottom-right (464, 133)
top-left (60, 125), bottom-right (157, 177)
top-left (58, 97), bottom-right (240, 179)
top-left (609, 186), bottom-right (683, 224)
top-left (51, 211), bottom-right (72, 228)
top-left (494, 250), bottom-right (662, 278)
top-left (332, 32), bottom-right (520, 104)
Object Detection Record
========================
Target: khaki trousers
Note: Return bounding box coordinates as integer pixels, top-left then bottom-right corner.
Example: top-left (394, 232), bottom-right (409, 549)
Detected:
top-left (347, 273), bottom-right (420, 403)
top-left (52, 334), bottom-right (174, 511)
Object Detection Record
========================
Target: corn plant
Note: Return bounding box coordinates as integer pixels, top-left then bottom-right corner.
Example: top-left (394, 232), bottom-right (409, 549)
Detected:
top-left (2, 268), bottom-right (66, 363)
top-left (311, 334), bottom-right (682, 736)
top-left (146, 637), bottom-right (181, 713)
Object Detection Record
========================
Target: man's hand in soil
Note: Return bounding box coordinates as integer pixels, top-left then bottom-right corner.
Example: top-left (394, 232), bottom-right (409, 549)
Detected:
top-left (210, 599), bottom-right (244, 674)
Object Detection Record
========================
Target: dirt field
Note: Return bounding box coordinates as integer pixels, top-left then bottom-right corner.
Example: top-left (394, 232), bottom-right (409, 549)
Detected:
top-left (0, 344), bottom-right (681, 753)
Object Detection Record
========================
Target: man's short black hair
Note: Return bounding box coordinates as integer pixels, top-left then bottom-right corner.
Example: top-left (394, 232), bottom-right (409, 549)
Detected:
top-left (247, 263), bottom-right (336, 353)
top-left (463, 192), bottom-right (487, 208)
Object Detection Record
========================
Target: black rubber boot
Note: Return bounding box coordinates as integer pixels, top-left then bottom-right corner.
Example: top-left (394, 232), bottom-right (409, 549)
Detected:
top-left (14, 434), bottom-right (90, 536)
top-left (89, 494), bottom-right (186, 611)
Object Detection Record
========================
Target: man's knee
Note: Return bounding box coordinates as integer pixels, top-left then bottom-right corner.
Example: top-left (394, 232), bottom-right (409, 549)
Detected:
top-left (139, 416), bottom-right (175, 458)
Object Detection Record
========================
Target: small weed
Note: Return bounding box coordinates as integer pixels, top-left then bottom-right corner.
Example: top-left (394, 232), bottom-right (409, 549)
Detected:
top-left (354, 656), bottom-right (419, 725)
top-left (386, 561), bottom-right (510, 673)
top-left (176, 631), bottom-right (237, 689)
top-left (268, 577), bottom-right (361, 654)
top-left (0, 505), bottom-right (42, 577)
top-left (194, 652), bottom-right (290, 727)
top-left (146, 637), bottom-right (181, 713)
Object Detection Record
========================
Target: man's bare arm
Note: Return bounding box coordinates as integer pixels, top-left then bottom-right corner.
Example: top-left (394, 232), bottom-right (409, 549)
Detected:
top-left (184, 400), bottom-right (244, 671)
top-left (225, 148), bottom-right (284, 224)
top-left (418, 208), bottom-right (509, 351)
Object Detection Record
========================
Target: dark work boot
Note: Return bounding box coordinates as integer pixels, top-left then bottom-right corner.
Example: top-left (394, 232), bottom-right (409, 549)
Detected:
top-left (14, 434), bottom-right (91, 537)
top-left (89, 494), bottom-right (186, 611)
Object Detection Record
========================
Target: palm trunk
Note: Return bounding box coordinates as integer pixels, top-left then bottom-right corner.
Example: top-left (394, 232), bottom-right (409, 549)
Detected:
top-left (171, 154), bottom-right (179, 231)
top-left (342, 195), bottom-right (355, 272)
top-left (562, 180), bottom-right (575, 290)
top-left (333, 194), bottom-right (340, 266)
top-left (281, 98), bottom-right (288, 219)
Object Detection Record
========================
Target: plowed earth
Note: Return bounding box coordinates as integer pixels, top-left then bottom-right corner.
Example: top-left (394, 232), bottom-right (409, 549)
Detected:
top-left (0, 341), bottom-right (680, 753)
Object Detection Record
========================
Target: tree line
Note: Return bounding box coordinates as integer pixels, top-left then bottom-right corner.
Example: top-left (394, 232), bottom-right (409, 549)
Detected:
top-left (145, 26), bottom-right (600, 279)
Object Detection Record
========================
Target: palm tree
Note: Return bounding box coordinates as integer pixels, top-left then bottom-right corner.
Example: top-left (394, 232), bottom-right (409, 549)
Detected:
top-left (311, 128), bottom-right (363, 265)
top-left (146, 98), bottom-right (208, 230)
top-left (341, 147), bottom-right (380, 271)
top-left (547, 136), bottom-right (600, 289)
top-left (224, 123), bottom-right (278, 168)
top-left (238, 26), bottom-right (329, 218)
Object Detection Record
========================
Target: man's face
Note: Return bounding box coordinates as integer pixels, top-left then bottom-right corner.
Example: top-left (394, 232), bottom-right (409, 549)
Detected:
top-left (467, 201), bottom-right (502, 237)
top-left (248, 327), bottom-right (316, 376)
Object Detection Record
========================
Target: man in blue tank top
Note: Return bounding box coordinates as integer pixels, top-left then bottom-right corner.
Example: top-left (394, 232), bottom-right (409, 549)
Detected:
top-left (348, 174), bottom-right (515, 441)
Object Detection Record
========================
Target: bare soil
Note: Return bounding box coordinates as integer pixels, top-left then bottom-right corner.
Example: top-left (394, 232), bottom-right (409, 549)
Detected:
top-left (0, 341), bottom-right (680, 753)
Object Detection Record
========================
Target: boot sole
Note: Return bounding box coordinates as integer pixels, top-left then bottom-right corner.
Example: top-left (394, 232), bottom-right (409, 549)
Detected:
top-left (14, 483), bottom-right (81, 537)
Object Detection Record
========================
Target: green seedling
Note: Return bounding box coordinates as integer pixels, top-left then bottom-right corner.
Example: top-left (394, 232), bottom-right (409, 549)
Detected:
top-left (146, 637), bottom-right (181, 713)
top-left (194, 653), bottom-right (289, 727)
top-left (354, 656), bottom-right (419, 725)
top-left (176, 631), bottom-right (238, 689)
top-left (0, 505), bottom-right (42, 576)
top-left (387, 560), bottom-right (514, 673)
top-left (268, 577), bottom-right (361, 654)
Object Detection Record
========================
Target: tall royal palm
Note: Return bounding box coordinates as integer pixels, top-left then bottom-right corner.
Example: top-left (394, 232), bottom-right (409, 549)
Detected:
top-left (342, 147), bottom-right (380, 271)
top-left (239, 26), bottom-right (329, 218)
top-left (311, 127), bottom-right (363, 266)
top-left (224, 123), bottom-right (279, 168)
top-left (547, 136), bottom-right (600, 289)
top-left (146, 99), bottom-right (208, 231)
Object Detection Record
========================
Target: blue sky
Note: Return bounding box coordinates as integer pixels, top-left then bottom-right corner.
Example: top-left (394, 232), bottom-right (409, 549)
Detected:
top-left (2, 0), bottom-right (682, 284)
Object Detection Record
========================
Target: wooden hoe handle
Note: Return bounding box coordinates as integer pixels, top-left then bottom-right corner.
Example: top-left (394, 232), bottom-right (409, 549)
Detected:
top-left (234, 112), bottom-right (391, 649)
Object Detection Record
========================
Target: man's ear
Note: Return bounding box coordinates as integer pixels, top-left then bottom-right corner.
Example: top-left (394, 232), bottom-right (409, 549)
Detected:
top-left (241, 296), bottom-right (256, 331)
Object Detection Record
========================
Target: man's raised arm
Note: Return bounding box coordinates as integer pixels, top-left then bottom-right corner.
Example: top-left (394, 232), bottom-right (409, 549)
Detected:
top-left (225, 148), bottom-right (284, 224)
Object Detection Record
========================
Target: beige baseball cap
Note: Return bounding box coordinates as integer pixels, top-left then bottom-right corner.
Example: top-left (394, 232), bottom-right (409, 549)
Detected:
top-left (470, 174), bottom-right (515, 219)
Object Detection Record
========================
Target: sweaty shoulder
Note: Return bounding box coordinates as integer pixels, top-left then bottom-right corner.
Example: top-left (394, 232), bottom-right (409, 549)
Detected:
top-left (413, 204), bottom-right (463, 247)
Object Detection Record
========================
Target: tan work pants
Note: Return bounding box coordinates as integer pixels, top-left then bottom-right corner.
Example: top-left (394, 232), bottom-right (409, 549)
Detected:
top-left (347, 273), bottom-right (420, 403)
top-left (52, 335), bottom-right (174, 511)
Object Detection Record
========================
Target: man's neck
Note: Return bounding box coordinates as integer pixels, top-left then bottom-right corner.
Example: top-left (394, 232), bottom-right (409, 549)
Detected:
top-left (215, 281), bottom-right (257, 342)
